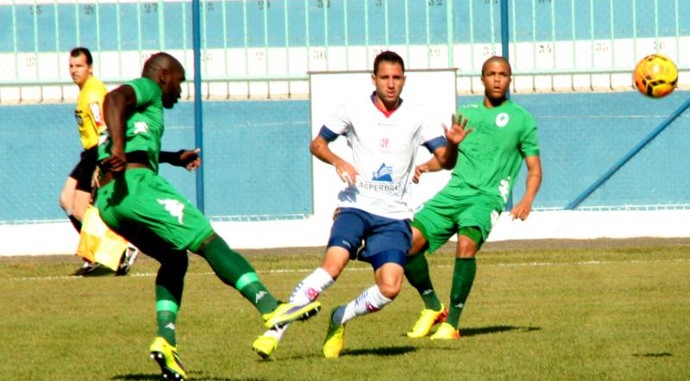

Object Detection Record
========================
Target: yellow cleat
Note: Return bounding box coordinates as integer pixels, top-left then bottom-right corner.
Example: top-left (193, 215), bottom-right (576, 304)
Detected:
top-left (149, 337), bottom-right (188, 381)
top-left (252, 334), bottom-right (279, 359)
top-left (406, 305), bottom-right (448, 338)
top-left (430, 322), bottom-right (460, 340)
top-left (263, 301), bottom-right (321, 329)
top-left (323, 307), bottom-right (346, 359)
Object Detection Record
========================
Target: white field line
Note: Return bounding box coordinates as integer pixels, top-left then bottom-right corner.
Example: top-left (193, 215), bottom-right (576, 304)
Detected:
top-left (9, 257), bottom-right (690, 282)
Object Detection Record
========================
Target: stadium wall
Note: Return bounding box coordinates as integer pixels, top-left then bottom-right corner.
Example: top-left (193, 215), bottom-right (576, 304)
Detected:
top-left (1, 0), bottom-right (689, 102)
top-left (1, 1), bottom-right (689, 256)
top-left (5, 209), bottom-right (690, 257)
top-left (1, 90), bottom-right (690, 256)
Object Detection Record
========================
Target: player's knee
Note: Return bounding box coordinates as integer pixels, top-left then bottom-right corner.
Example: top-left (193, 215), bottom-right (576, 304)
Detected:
top-left (71, 204), bottom-right (88, 220)
top-left (457, 241), bottom-right (477, 258)
top-left (409, 226), bottom-right (428, 254)
top-left (377, 281), bottom-right (402, 300)
top-left (457, 227), bottom-right (481, 257)
top-left (373, 256), bottom-right (405, 299)
top-left (58, 193), bottom-right (71, 212)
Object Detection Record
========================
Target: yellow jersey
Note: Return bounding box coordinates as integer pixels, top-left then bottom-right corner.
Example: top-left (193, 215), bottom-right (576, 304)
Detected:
top-left (75, 76), bottom-right (107, 149)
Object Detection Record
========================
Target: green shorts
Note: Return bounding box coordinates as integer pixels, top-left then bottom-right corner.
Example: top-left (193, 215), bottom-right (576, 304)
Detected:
top-left (95, 168), bottom-right (214, 253)
top-left (411, 191), bottom-right (503, 253)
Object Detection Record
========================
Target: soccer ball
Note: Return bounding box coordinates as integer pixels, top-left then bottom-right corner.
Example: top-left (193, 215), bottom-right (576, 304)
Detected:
top-left (633, 54), bottom-right (678, 98)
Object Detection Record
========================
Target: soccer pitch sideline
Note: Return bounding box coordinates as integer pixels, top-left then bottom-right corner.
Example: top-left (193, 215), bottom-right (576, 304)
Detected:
top-left (1, 238), bottom-right (688, 381)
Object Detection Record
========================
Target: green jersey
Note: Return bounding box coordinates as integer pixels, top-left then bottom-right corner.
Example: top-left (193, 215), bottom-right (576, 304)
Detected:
top-left (444, 99), bottom-right (539, 206)
top-left (98, 77), bottom-right (164, 173)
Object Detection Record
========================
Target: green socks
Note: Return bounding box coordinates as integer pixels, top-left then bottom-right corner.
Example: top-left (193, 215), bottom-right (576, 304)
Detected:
top-left (201, 237), bottom-right (279, 314)
top-left (404, 253), bottom-right (442, 311)
top-left (446, 257), bottom-right (476, 327)
top-left (156, 285), bottom-right (180, 346)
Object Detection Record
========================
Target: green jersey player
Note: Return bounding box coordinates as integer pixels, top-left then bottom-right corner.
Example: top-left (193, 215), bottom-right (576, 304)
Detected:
top-left (404, 56), bottom-right (543, 340)
top-left (95, 52), bottom-right (320, 380)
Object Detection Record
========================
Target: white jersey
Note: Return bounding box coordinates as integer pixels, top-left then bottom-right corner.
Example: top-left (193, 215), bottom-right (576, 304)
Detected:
top-left (322, 93), bottom-right (445, 220)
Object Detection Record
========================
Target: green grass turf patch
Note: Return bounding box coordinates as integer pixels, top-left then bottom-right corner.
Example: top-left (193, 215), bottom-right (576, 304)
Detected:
top-left (1, 238), bottom-right (688, 380)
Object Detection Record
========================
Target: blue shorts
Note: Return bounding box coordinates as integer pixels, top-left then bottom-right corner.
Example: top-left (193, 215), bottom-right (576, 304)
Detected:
top-left (327, 208), bottom-right (411, 270)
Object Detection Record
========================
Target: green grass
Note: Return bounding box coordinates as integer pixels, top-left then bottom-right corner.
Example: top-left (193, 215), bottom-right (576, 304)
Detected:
top-left (1, 238), bottom-right (689, 381)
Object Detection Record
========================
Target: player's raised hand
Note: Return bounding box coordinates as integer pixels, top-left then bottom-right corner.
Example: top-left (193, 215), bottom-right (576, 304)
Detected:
top-left (445, 113), bottom-right (472, 145)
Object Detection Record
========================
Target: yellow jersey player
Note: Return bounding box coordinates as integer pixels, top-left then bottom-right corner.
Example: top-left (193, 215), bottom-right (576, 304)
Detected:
top-left (60, 47), bottom-right (138, 276)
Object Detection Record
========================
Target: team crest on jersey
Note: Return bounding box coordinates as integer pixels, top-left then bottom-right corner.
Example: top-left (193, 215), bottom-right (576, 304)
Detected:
top-left (379, 138), bottom-right (390, 149)
top-left (372, 163), bottom-right (393, 181)
top-left (495, 112), bottom-right (509, 128)
top-left (75, 110), bottom-right (84, 126)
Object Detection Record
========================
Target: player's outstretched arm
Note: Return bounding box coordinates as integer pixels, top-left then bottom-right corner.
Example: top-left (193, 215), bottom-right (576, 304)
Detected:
top-left (159, 149), bottom-right (201, 171)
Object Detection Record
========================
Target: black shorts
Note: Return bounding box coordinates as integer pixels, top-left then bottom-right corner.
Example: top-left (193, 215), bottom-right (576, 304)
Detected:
top-left (69, 146), bottom-right (98, 192)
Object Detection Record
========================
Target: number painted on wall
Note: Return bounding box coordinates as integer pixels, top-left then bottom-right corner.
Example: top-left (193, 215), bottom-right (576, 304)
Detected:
top-left (28, 5), bottom-right (42, 15)
top-left (25, 55), bottom-right (36, 67)
top-left (537, 43), bottom-right (553, 54)
top-left (143, 3), bottom-right (157, 13)
top-left (482, 45), bottom-right (497, 57)
top-left (654, 40), bottom-right (667, 51)
top-left (258, 1), bottom-right (271, 10)
top-left (430, 47), bottom-right (442, 57)
top-left (201, 50), bottom-right (214, 62)
top-left (312, 48), bottom-right (327, 60)
top-left (595, 41), bottom-right (610, 53)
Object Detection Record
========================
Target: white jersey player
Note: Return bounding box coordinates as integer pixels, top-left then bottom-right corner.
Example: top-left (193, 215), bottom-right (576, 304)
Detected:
top-left (324, 92), bottom-right (447, 220)
top-left (252, 50), bottom-right (472, 359)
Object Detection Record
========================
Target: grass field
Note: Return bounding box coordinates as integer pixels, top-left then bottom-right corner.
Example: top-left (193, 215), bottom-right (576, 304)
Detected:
top-left (1, 237), bottom-right (689, 381)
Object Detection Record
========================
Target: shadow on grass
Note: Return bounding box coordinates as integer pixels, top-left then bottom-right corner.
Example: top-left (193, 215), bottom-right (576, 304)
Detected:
top-left (394, 324), bottom-right (540, 339)
top-left (268, 345), bottom-right (417, 362)
top-left (74, 266), bottom-right (117, 277)
top-left (340, 346), bottom-right (417, 357)
top-left (113, 374), bottom-right (170, 381)
top-left (461, 325), bottom-right (541, 337)
top-left (112, 372), bottom-right (269, 381)
top-left (273, 346), bottom-right (417, 361)
top-left (269, 326), bottom-right (541, 361)
top-left (632, 352), bottom-right (673, 357)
